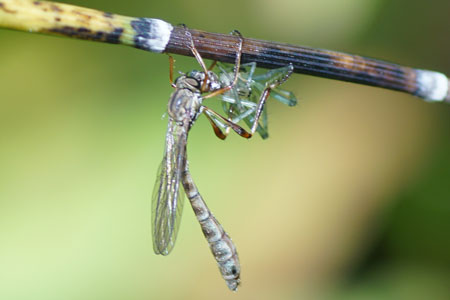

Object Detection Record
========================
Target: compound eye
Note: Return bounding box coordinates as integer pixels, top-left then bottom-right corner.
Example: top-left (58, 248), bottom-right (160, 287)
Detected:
top-left (185, 77), bottom-right (200, 89)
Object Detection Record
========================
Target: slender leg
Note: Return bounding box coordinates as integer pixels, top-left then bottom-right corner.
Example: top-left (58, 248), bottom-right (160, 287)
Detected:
top-left (183, 28), bottom-right (211, 92)
top-left (208, 60), bottom-right (218, 71)
top-left (184, 29), bottom-right (209, 74)
top-left (168, 54), bottom-right (176, 88)
top-left (229, 30), bottom-right (244, 86)
top-left (203, 106), bottom-right (251, 139)
top-left (205, 31), bottom-right (240, 73)
top-left (203, 106), bottom-right (250, 140)
top-left (183, 27), bottom-right (243, 97)
top-left (203, 111), bottom-right (227, 140)
top-left (202, 31), bottom-right (243, 99)
top-left (250, 64), bottom-right (294, 133)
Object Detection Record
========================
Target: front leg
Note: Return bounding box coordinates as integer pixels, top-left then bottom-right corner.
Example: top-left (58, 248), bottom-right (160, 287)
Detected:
top-left (202, 30), bottom-right (244, 98)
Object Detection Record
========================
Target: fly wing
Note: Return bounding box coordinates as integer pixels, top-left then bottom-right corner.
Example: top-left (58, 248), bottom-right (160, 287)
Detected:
top-left (152, 119), bottom-right (188, 255)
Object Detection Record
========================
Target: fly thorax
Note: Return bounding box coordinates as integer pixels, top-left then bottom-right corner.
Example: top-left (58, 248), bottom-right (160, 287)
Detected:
top-left (185, 70), bottom-right (222, 93)
top-left (168, 89), bottom-right (202, 124)
top-left (188, 94), bottom-right (203, 123)
top-left (205, 71), bottom-right (222, 92)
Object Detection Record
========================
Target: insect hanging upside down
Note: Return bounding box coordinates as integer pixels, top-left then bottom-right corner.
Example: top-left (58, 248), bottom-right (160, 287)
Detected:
top-left (151, 29), bottom-right (297, 291)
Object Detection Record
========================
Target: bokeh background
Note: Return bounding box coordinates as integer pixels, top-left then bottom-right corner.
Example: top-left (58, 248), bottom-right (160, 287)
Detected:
top-left (1, 0), bottom-right (449, 299)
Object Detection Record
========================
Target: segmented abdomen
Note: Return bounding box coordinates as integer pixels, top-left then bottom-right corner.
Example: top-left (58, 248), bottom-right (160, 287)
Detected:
top-left (181, 167), bottom-right (241, 291)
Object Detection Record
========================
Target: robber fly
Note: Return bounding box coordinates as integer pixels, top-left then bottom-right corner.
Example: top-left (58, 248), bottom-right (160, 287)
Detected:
top-left (152, 28), bottom-right (295, 291)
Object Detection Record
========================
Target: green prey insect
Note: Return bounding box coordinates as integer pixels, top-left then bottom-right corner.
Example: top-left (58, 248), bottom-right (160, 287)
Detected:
top-left (217, 62), bottom-right (297, 139)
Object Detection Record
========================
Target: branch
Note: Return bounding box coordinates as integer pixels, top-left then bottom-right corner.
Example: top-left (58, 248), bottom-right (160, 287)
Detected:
top-left (0, 0), bottom-right (449, 103)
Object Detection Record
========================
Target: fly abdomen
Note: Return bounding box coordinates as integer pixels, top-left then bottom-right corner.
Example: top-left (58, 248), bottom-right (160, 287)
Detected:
top-left (182, 167), bottom-right (241, 291)
top-left (210, 232), bottom-right (237, 262)
top-left (218, 255), bottom-right (241, 291)
top-left (199, 216), bottom-right (224, 243)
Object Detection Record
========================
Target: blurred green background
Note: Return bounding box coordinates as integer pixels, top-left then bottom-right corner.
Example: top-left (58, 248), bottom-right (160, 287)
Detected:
top-left (1, 0), bottom-right (449, 299)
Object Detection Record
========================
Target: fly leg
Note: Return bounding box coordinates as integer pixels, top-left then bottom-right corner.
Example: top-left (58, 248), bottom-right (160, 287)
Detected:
top-left (183, 26), bottom-right (244, 96)
top-left (249, 64), bottom-right (294, 133)
top-left (202, 106), bottom-right (251, 139)
top-left (202, 30), bottom-right (243, 98)
top-left (168, 54), bottom-right (176, 88)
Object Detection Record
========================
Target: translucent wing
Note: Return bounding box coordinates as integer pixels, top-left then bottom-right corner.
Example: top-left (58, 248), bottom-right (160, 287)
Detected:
top-left (152, 119), bottom-right (188, 255)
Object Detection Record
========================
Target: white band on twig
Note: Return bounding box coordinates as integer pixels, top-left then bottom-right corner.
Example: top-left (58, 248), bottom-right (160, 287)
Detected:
top-left (133, 18), bottom-right (173, 53)
top-left (415, 70), bottom-right (449, 102)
